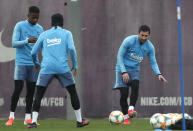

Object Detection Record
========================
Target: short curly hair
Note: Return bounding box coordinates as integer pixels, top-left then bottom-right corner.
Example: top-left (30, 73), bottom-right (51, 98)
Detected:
top-left (138, 25), bottom-right (150, 34)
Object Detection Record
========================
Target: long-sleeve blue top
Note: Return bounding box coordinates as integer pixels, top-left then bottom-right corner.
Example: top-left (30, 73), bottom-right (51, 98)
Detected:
top-left (31, 27), bottom-right (78, 74)
top-left (116, 35), bottom-right (161, 75)
top-left (12, 20), bottom-right (43, 66)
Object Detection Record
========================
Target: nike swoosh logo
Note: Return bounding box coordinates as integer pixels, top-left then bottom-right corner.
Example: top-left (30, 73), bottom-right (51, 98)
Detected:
top-left (0, 30), bottom-right (15, 62)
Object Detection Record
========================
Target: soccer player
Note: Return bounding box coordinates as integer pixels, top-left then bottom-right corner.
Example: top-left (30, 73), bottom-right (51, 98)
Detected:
top-left (5, 6), bottom-right (43, 126)
top-left (27, 13), bottom-right (89, 128)
top-left (113, 25), bottom-right (168, 125)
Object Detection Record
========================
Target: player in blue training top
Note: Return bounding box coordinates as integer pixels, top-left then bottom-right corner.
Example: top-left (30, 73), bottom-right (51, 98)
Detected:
top-left (114, 25), bottom-right (168, 125)
top-left (27, 13), bottom-right (89, 128)
top-left (5, 6), bottom-right (43, 126)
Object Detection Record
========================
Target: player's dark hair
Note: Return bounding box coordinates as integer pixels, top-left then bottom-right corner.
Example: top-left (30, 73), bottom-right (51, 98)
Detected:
top-left (51, 13), bottom-right (63, 29)
top-left (138, 25), bottom-right (150, 34)
top-left (28, 6), bottom-right (40, 14)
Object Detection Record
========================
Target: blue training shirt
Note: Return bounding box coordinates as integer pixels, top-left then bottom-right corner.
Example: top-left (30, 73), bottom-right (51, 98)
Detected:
top-left (31, 27), bottom-right (78, 74)
top-left (12, 20), bottom-right (43, 66)
top-left (116, 35), bottom-right (161, 75)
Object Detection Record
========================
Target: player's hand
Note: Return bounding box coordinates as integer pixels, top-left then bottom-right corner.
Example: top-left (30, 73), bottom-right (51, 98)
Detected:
top-left (158, 75), bottom-right (168, 84)
top-left (28, 38), bottom-right (37, 44)
top-left (122, 73), bottom-right (130, 83)
top-left (71, 69), bottom-right (77, 76)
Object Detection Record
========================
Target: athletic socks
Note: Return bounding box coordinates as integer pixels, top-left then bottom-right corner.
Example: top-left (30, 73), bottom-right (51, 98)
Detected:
top-left (129, 106), bottom-right (134, 111)
top-left (9, 112), bottom-right (15, 119)
top-left (74, 108), bottom-right (82, 122)
top-left (124, 114), bottom-right (129, 120)
top-left (25, 113), bottom-right (31, 120)
top-left (32, 112), bottom-right (39, 123)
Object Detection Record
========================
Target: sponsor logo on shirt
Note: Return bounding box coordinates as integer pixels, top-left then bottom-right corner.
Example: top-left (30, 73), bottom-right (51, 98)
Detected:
top-left (130, 53), bottom-right (143, 63)
top-left (47, 38), bottom-right (61, 47)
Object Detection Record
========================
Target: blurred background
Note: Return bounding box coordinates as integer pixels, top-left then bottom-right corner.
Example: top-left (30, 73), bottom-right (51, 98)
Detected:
top-left (0, 0), bottom-right (193, 120)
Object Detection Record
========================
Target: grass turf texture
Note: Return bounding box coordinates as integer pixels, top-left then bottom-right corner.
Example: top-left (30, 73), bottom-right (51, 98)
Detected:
top-left (0, 119), bottom-right (189, 131)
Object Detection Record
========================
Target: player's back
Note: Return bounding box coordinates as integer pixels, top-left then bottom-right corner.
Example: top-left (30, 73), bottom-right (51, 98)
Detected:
top-left (40, 27), bottom-right (73, 74)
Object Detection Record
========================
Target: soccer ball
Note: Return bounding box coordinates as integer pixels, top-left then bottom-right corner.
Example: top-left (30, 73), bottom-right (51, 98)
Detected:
top-left (150, 113), bottom-right (161, 129)
top-left (184, 113), bottom-right (192, 119)
top-left (166, 113), bottom-right (178, 124)
top-left (163, 114), bottom-right (173, 128)
top-left (158, 114), bottom-right (167, 129)
top-left (174, 113), bottom-right (192, 121)
top-left (150, 113), bottom-right (181, 129)
top-left (109, 110), bottom-right (124, 125)
top-left (150, 113), bottom-right (172, 129)
top-left (150, 113), bottom-right (192, 129)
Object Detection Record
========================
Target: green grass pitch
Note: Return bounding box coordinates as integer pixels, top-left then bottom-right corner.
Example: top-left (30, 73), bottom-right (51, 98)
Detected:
top-left (0, 119), bottom-right (188, 131)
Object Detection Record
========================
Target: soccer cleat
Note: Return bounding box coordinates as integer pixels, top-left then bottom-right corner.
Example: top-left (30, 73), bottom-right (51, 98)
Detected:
top-left (24, 118), bottom-right (32, 125)
top-left (5, 118), bottom-right (14, 126)
top-left (123, 118), bottom-right (130, 125)
top-left (24, 119), bottom-right (40, 126)
top-left (77, 119), bottom-right (89, 127)
top-left (27, 122), bottom-right (37, 128)
top-left (128, 110), bottom-right (137, 118)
